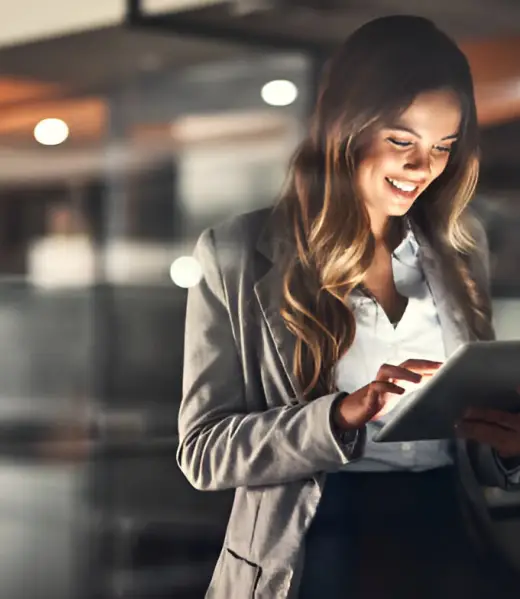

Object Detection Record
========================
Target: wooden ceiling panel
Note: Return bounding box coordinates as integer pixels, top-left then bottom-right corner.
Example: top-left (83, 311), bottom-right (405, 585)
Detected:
top-left (0, 96), bottom-right (107, 143)
top-left (0, 77), bottom-right (61, 107)
top-left (461, 38), bottom-right (520, 125)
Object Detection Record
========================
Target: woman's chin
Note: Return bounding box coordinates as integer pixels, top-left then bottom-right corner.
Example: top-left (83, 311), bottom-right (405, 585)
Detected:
top-left (386, 204), bottom-right (413, 217)
top-left (386, 197), bottom-right (417, 216)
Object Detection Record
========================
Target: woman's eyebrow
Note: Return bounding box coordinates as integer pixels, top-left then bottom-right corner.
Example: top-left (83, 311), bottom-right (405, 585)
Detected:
top-left (387, 124), bottom-right (458, 141)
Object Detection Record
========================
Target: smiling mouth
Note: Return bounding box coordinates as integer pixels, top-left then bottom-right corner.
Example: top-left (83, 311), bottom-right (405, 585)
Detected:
top-left (385, 177), bottom-right (420, 199)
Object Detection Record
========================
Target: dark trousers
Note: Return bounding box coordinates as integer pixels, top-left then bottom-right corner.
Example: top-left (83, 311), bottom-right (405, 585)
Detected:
top-left (299, 468), bottom-right (519, 599)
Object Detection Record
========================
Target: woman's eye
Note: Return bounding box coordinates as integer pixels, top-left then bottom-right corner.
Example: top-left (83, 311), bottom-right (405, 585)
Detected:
top-left (433, 145), bottom-right (452, 153)
top-left (387, 138), bottom-right (411, 148)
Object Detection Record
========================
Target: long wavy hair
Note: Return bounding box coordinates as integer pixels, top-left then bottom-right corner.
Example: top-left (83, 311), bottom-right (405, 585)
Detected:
top-left (279, 15), bottom-right (493, 399)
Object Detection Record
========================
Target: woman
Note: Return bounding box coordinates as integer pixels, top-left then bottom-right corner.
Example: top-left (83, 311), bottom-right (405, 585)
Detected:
top-left (177, 15), bottom-right (520, 599)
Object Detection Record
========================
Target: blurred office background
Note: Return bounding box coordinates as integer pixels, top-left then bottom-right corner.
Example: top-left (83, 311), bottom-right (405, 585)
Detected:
top-left (0, 1), bottom-right (520, 598)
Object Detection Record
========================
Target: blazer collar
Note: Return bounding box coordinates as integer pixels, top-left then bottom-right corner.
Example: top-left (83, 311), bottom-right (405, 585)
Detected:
top-left (409, 220), bottom-right (470, 355)
top-left (256, 205), bottom-right (291, 264)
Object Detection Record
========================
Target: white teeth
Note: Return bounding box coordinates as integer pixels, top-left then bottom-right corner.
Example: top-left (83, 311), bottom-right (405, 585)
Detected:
top-left (387, 178), bottom-right (417, 192)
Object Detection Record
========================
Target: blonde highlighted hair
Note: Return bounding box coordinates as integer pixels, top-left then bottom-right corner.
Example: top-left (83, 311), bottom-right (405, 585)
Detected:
top-left (279, 16), bottom-right (493, 399)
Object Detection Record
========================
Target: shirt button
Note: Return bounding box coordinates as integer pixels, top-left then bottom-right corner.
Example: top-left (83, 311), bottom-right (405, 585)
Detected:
top-left (401, 442), bottom-right (412, 452)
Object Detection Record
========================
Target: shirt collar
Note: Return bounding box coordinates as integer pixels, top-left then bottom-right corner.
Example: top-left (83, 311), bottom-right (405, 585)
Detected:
top-left (393, 217), bottom-right (420, 259)
top-left (391, 218), bottom-right (421, 270)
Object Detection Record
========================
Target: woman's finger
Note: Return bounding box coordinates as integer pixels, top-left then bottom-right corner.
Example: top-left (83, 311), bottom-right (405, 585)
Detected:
top-left (464, 408), bottom-right (520, 432)
top-left (368, 380), bottom-right (405, 397)
top-left (378, 364), bottom-right (422, 384)
top-left (366, 381), bottom-right (406, 421)
top-left (399, 359), bottom-right (443, 373)
top-left (456, 421), bottom-right (520, 456)
top-left (370, 395), bottom-right (403, 421)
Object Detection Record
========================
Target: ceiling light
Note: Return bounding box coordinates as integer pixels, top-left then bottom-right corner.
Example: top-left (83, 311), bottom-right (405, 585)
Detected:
top-left (34, 118), bottom-right (69, 146)
top-left (261, 79), bottom-right (298, 107)
top-left (170, 256), bottom-right (202, 288)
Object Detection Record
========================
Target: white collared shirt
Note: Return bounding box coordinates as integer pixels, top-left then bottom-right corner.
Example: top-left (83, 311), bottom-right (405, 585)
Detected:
top-left (335, 225), bottom-right (453, 471)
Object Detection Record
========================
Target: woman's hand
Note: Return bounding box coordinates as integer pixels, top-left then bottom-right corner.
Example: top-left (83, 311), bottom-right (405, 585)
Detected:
top-left (333, 359), bottom-right (443, 430)
top-left (456, 408), bottom-right (520, 458)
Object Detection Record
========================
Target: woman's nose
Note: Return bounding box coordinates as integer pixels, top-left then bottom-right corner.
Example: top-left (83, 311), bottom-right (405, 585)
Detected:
top-left (403, 147), bottom-right (432, 178)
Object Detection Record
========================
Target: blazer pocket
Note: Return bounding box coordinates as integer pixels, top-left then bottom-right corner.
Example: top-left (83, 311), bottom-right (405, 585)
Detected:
top-left (218, 547), bottom-right (261, 599)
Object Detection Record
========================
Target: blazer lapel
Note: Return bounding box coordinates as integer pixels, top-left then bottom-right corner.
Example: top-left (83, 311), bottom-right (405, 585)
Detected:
top-left (414, 228), bottom-right (470, 357)
top-left (415, 230), bottom-right (476, 464)
top-left (254, 211), bottom-right (300, 398)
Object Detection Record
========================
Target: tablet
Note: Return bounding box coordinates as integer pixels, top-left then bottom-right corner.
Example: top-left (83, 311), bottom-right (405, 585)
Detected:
top-left (373, 340), bottom-right (520, 443)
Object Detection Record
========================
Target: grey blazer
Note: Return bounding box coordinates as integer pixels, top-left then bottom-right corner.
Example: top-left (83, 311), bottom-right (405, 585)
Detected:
top-left (177, 207), bottom-right (518, 599)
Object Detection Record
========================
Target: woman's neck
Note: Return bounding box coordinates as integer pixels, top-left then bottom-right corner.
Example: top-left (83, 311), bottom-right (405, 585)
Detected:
top-left (371, 216), bottom-right (404, 252)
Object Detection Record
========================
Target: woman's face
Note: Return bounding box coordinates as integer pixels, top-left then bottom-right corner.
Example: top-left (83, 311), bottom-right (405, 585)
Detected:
top-left (354, 89), bottom-right (462, 222)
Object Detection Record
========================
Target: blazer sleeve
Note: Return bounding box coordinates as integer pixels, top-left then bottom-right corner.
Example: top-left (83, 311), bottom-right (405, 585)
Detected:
top-left (465, 441), bottom-right (520, 490)
top-left (176, 228), bottom-right (364, 491)
top-left (464, 215), bottom-right (520, 490)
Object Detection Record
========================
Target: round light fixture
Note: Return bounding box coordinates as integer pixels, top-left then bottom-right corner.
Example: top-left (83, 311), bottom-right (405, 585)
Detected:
top-left (34, 118), bottom-right (69, 146)
top-left (170, 256), bottom-right (202, 288)
top-left (261, 79), bottom-right (298, 107)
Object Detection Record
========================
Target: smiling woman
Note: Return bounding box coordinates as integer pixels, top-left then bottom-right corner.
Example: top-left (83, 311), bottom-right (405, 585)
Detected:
top-left (177, 15), bottom-right (520, 599)
top-left (279, 17), bottom-right (487, 399)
